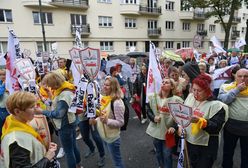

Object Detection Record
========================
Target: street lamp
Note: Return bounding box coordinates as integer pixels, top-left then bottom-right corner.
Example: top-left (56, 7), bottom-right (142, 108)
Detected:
top-left (38, 0), bottom-right (47, 51)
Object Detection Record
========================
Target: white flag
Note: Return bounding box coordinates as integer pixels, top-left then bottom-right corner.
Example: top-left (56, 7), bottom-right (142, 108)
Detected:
top-left (210, 36), bottom-right (226, 53)
top-left (177, 138), bottom-right (185, 168)
top-left (6, 29), bottom-right (21, 94)
top-left (146, 42), bottom-right (162, 103)
top-left (234, 38), bottom-right (246, 49)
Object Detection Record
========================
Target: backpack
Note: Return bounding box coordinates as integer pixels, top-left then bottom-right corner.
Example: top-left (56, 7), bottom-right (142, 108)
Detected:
top-left (111, 99), bottom-right (129, 131)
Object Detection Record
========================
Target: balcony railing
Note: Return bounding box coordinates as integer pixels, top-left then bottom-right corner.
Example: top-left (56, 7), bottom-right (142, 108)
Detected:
top-left (139, 5), bottom-right (161, 15)
top-left (231, 30), bottom-right (240, 39)
top-left (197, 30), bottom-right (207, 36)
top-left (193, 11), bottom-right (206, 20)
top-left (50, 0), bottom-right (88, 8)
top-left (148, 28), bottom-right (161, 36)
top-left (71, 24), bottom-right (90, 35)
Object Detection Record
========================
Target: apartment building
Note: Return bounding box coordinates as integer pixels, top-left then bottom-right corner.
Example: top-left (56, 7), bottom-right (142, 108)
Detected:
top-left (0, 0), bottom-right (247, 58)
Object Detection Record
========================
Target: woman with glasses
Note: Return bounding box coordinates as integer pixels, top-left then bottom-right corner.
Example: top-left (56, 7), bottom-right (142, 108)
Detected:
top-left (179, 74), bottom-right (228, 168)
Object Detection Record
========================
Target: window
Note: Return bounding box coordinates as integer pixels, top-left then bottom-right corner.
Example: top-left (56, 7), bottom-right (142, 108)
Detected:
top-left (165, 1), bottom-right (174, 10)
top-left (165, 41), bottom-right (174, 49)
top-left (98, 16), bottom-right (112, 27)
top-left (121, 0), bottom-right (137, 4)
top-left (0, 42), bottom-right (7, 54)
top-left (97, 0), bottom-right (112, 3)
top-left (0, 9), bottom-right (13, 22)
top-left (209, 25), bottom-right (216, 33)
top-left (182, 41), bottom-right (190, 48)
top-left (100, 41), bottom-right (113, 51)
top-left (33, 12), bottom-right (53, 24)
top-left (125, 18), bottom-right (136, 28)
top-left (165, 21), bottom-right (174, 30)
top-left (197, 24), bottom-right (204, 31)
top-left (182, 22), bottom-right (190, 31)
top-left (148, 20), bottom-right (158, 29)
top-left (71, 14), bottom-right (86, 25)
top-left (199, 41), bottom-right (204, 48)
top-left (36, 41), bottom-right (55, 53)
top-left (242, 27), bottom-right (246, 33)
top-left (126, 41), bottom-right (137, 50)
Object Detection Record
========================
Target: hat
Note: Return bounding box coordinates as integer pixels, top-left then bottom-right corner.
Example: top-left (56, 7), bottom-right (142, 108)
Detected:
top-left (182, 62), bottom-right (201, 83)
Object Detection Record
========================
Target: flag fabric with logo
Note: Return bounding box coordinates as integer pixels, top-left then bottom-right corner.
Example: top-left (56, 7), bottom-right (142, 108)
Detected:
top-left (210, 36), bottom-right (226, 53)
top-left (234, 38), bottom-right (246, 49)
top-left (6, 29), bottom-right (21, 94)
top-left (146, 42), bottom-right (162, 103)
top-left (177, 137), bottom-right (185, 168)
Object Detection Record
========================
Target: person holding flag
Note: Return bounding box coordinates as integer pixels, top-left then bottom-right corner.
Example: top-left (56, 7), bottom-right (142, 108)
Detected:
top-left (179, 74), bottom-right (228, 168)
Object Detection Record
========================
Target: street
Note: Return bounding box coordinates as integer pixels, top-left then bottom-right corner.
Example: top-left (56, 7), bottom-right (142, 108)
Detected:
top-left (57, 105), bottom-right (241, 168)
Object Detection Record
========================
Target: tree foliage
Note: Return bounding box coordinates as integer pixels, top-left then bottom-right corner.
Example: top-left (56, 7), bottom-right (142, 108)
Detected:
top-left (184, 0), bottom-right (248, 49)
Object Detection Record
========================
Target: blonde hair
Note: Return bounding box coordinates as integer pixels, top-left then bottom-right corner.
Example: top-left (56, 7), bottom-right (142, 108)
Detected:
top-left (104, 76), bottom-right (123, 100)
top-left (6, 91), bottom-right (36, 114)
top-left (42, 70), bottom-right (65, 89)
top-left (158, 77), bottom-right (177, 98)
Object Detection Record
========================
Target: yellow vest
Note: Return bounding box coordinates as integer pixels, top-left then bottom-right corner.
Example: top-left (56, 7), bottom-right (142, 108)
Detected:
top-left (185, 93), bottom-right (228, 146)
top-left (97, 99), bottom-right (121, 143)
top-left (146, 94), bottom-right (184, 140)
top-left (52, 90), bottom-right (76, 129)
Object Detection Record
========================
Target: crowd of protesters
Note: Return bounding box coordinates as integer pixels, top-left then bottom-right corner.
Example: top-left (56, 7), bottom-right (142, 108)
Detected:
top-left (0, 49), bottom-right (248, 168)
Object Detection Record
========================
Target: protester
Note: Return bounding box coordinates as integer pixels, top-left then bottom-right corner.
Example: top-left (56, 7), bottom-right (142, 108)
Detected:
top-left (218, 68), bottom-right (248, 168)
top-left (146, 77), bottom-right (183, 168)
top-left (133, 65), bottom-right (148, 123)
top-left (181, 74), bottom-right (228, 168)
top-left (0, 68), bottom-right (9, 140)
top-left (0, 91), bottom-right (57, 168)
top-left (37, 71), bottom-right (82, 168)
top-left (168, 66), bottom-right (185, 98)
top-left (96, 76), bottom-right (125, 168)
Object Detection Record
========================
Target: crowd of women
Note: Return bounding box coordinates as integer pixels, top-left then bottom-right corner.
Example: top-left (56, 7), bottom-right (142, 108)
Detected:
top-left (0, 50), bottom-right (248, 168)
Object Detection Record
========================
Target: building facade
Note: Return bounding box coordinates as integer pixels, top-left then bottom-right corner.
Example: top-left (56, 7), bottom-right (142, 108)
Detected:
top-left (0, 0), bottom-right (247, 58)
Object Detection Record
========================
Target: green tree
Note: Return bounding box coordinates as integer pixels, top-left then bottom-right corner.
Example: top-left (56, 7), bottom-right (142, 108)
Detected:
top-left (183, 0), bottom-right (248, 49)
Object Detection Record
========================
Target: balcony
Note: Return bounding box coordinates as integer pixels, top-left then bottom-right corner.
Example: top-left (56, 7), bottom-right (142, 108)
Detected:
top-left (179, 10), bottom-right (206, 20)
top-left (232, 16), bottom-right (241, 24)
top-left (139, 5), bottom-right (162, 16)
top-left (50, 0), bottom-right (88, 9)
top-left (193, 11), bottom-right (207, 20)
top-left (71, 24), bottom-right (90, 36)
top-left (231, 30), bottom-right (240, 39)
top-left (147, 28), bottom-right (161, 37)
top-left (197, 30), bottom-right (207, 36)
top-left (22, 0), bottom-right (56, 8)
top-left (120, 4), bottom-right (140, 15)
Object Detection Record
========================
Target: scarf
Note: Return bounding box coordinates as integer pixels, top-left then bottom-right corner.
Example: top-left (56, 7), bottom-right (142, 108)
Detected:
top-left (53, 81), bottom-right (75, 98)
top-left (69, 77), bottom-right (100, 118)
top-left (224, 82), bottom-right (248, 96)
top-left (100, 95), bottom-right (112, 112)
top-left (1, 115), bottom-right (44, 145)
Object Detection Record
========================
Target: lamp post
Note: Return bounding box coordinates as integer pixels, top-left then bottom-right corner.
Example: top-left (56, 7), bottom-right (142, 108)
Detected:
top-left (38, 0), bottom-right (47, 51)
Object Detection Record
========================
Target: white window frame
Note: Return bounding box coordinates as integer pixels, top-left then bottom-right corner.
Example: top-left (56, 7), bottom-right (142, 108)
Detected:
top-left (125, 18), bottom-right (136, 28)
top-left (165, 21), bottom-right (174, 30)
top-left (209, 24), bottom-right (216, 33)
top-left (197, 23), bottom-right (204, 31)
top-left (0, 9), bottom-right (13, 23)
top-left (36, 41), bottom-right (55, 53)
top-left (126, 41), bottom-right (137, 51)
top-left (182, 41), bottom-right (190, 48)
top-left (33, 11), bottom-right (53, 24)
top-left (97, 0), bottom-right (112, 3)
top-left (182, 22), bottom-right (190, 31)
top-left (165, 41), bottom-right (174, 49)
top-left (70, 14), bottom-right (86, 25)
top-left (165, 1), bottom-right (174, 11)
top-left (100, 41), bottom-right (113, 51)
top-left (98, 16), bottom-right (112, 27)
top-left (121, 0), bottom-right (138, 4)
top-left (0, 42), bottom-right (7, 54)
